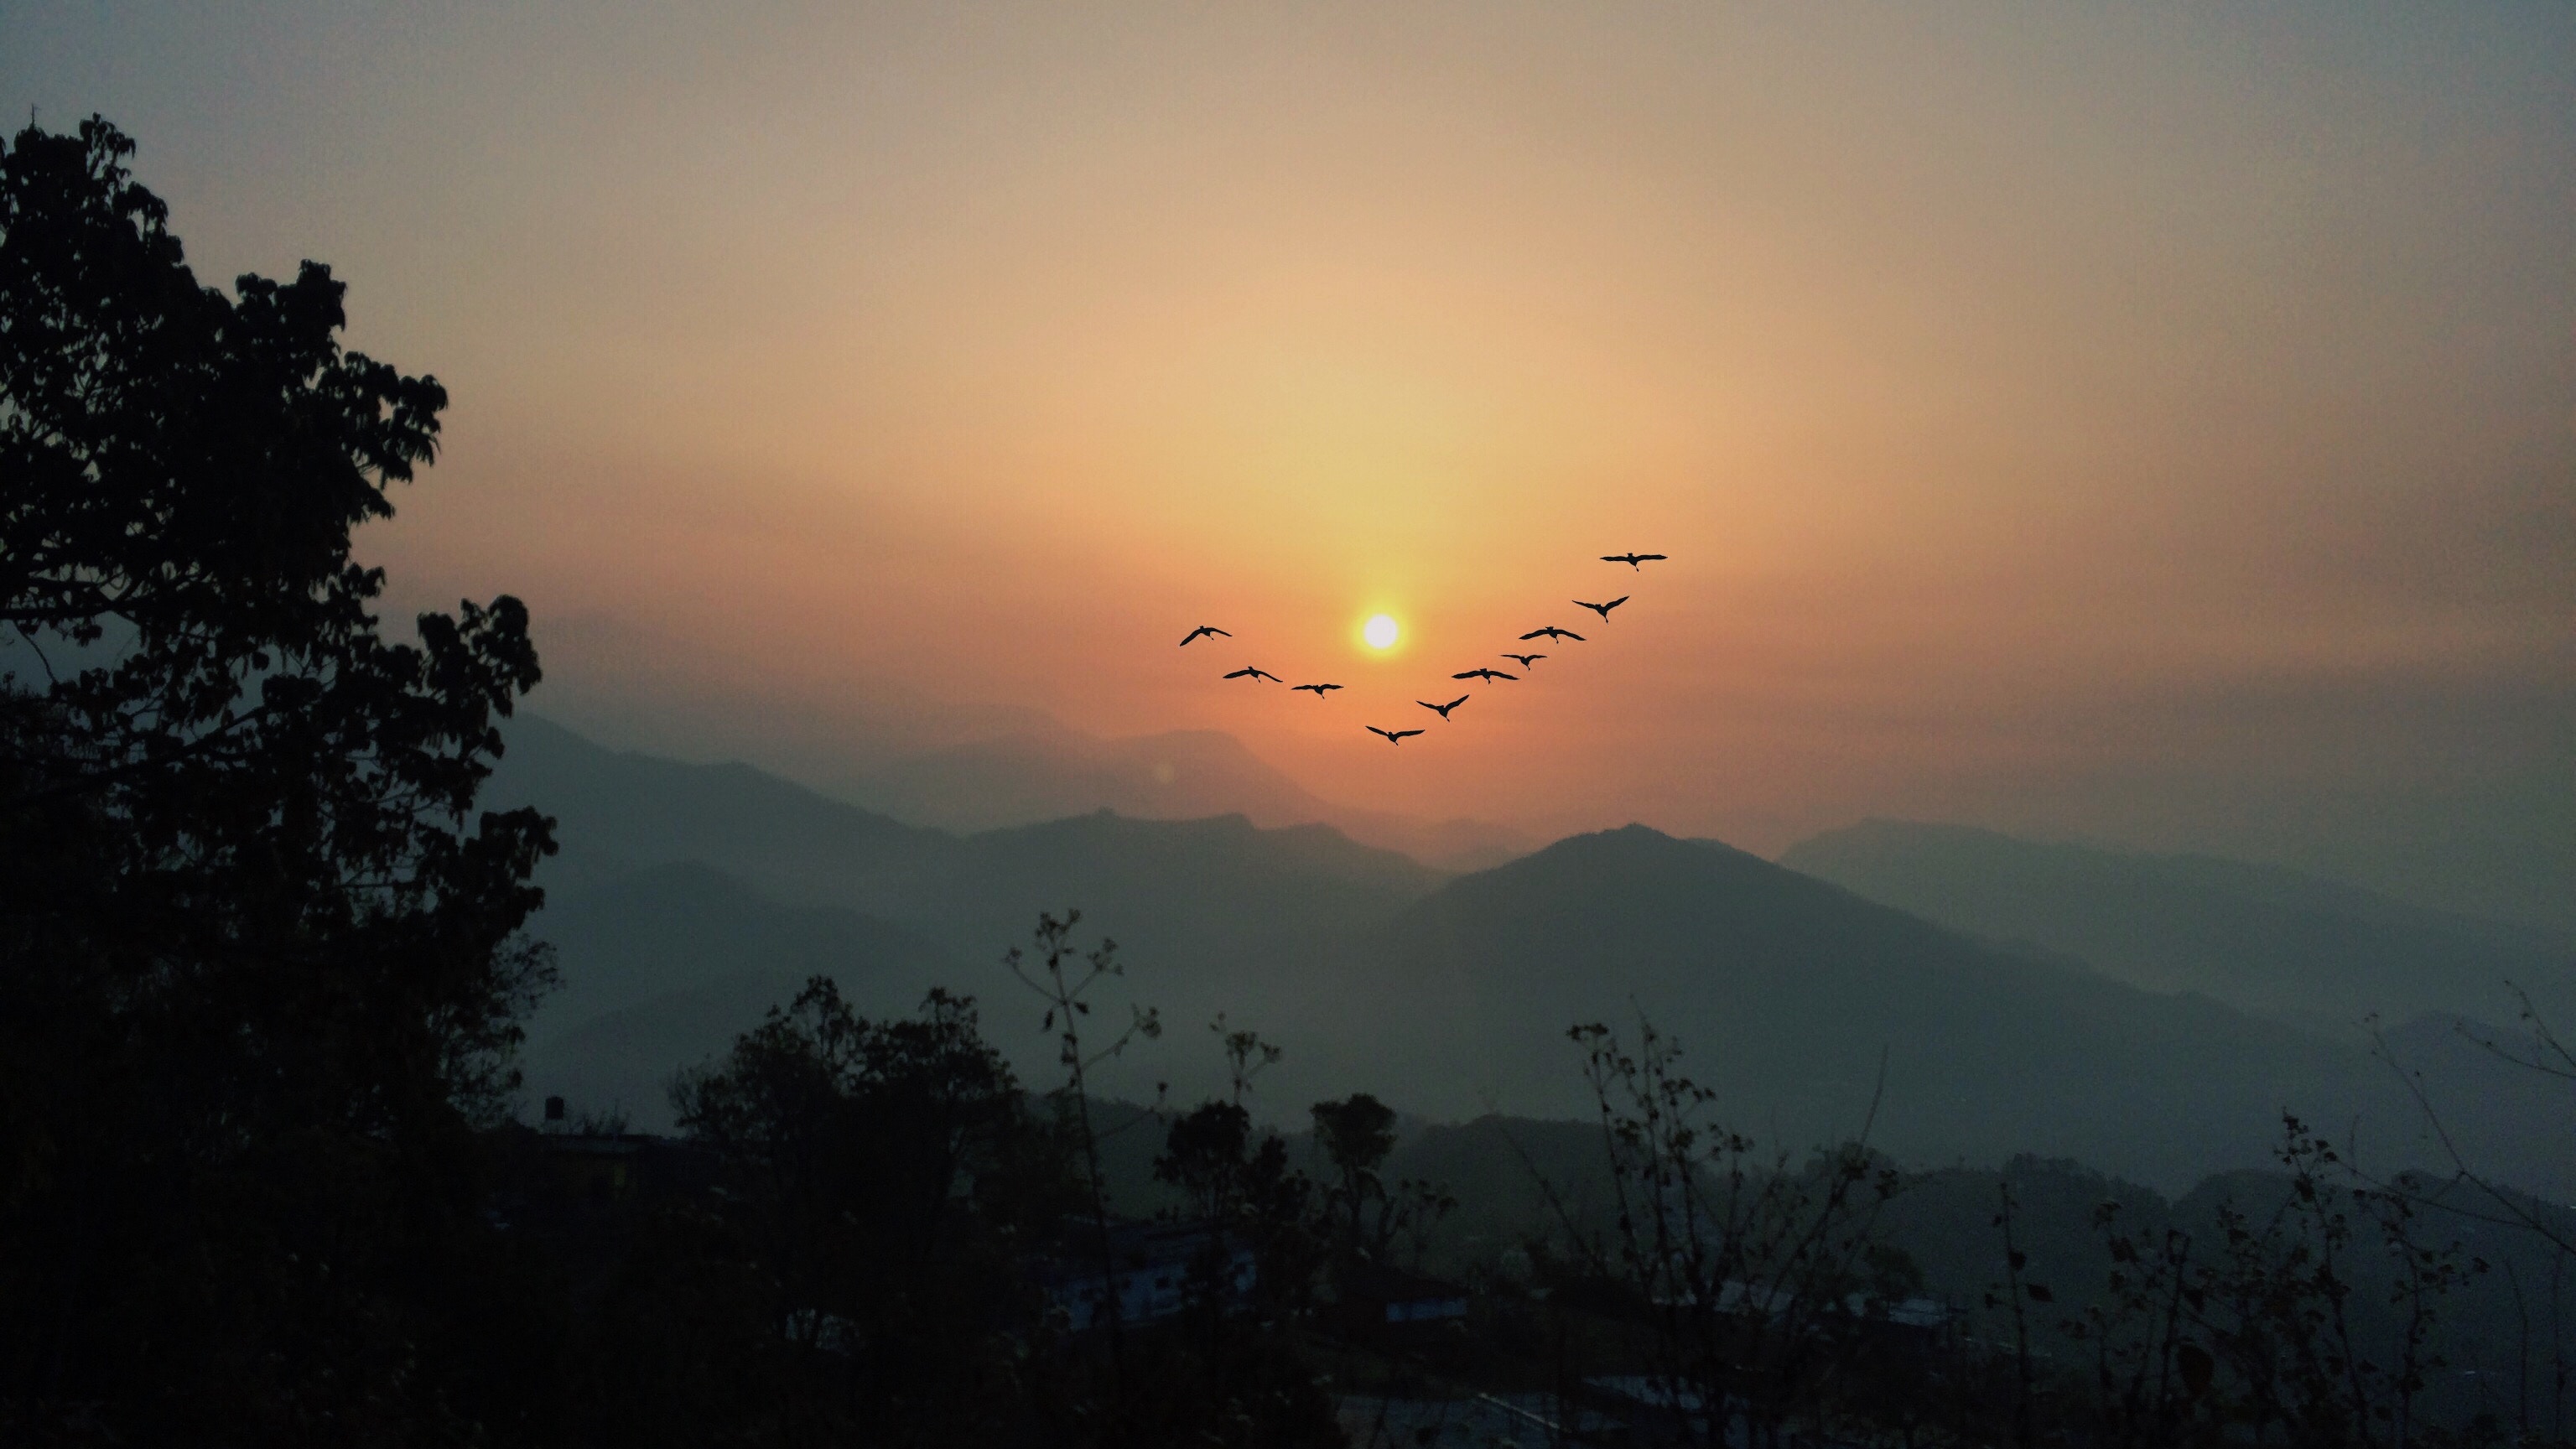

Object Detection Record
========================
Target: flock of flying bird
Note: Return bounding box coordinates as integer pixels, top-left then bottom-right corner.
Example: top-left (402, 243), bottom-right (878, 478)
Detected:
top-left (1178, 551), bottom-right (1667, 746)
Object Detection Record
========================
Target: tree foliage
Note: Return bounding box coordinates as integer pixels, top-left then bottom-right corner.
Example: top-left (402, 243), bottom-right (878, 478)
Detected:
top-left (1559, 1017), bottom-right (1903, 1446)
top-left (0, 115), bottom-right (551, 1443)
top-left (2053, 1117), bottom-right (2486, 1449)
top-left (1311, 1091), bottom-right (1453, 1266)
top-left (670, 979), bottom-right (1062, 1441)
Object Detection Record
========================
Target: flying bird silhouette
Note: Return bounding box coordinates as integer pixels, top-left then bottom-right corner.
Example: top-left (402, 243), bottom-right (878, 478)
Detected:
top-left (1223, 666), bottom-right (1281, 683)
top-left (1602, 553), bottom-right (1666, 570)
top-left (1573, 595), bottom-right (1629, 621)
top-left (1366, 725), bottom-right (1426, 745)
top-left (1452, 667), bottom-right (1518, 683)
top-left (1502, 652), bottom-right (1545, 668)
top-left (1179, 625), bottom-right (1232, 647)
top-left (1519, 626), bottom-right (1586, 642)
top-left (1291, 682), bottom-right (1343, 695)
top-left (1417, 694), bottom-right (1469, 720)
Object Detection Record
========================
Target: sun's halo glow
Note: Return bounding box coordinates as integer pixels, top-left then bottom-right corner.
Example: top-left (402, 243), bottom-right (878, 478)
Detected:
top-left (1363, 615), bottom-right (1400, 650)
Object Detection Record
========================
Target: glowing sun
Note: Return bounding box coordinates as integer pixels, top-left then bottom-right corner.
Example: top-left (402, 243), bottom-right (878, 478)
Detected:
top-left (1363, 614), bottom-right (1400, 650)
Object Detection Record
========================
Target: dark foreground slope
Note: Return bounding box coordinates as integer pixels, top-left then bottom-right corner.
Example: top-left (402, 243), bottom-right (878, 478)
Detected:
top-left (1782, 818), bottom-right (2576, 1036)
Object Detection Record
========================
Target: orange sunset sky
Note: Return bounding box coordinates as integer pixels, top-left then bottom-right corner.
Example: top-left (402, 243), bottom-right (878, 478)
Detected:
top-left (7, 2), bottom-right (2569, 926)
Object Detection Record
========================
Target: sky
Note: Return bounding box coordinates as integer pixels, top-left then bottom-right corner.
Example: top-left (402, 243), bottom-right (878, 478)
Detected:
top-left (6, 1), bottom-right (2569, 926)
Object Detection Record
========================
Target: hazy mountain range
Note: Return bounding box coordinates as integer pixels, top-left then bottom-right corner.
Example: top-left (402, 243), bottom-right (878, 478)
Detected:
top-left (1782, 819), bottom-right (2575, 1039)
top-left (529, 644), bottom-right (1534, 873)
top-left (487, 715), bottom-right (2572, 1198)
top-left (842, 722), bottom-right (1532, 872)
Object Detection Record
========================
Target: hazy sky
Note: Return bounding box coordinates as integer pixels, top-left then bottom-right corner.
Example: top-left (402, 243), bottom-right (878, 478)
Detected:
top-left (8, 2), bottom-right (2569, 922)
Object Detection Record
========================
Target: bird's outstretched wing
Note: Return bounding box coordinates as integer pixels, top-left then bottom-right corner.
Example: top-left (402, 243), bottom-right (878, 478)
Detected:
top-left (1393, 729), bottom-right (1423, 740)
top-left (1252, 667), bottom-right (1280, 682)
top-left (1226, 666), bottom-right (1280, 681)
top-left (1181, 625), bottom-right (1232, 646)
top-left (1293, 682), bottom-right (1343, 694)
top-left (1367, 724), bottom-right (1415, 744)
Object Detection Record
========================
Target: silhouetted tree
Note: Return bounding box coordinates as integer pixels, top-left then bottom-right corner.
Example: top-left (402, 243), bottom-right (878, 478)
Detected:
top-left (2052, 1116), bottom-right (2485, 1449)
top-left (0, 115), bottom-right (553, 1442)
top-left (2374, 989), bottom-right (2576, 1442)
top-left (1560, 1017), bottom-right (1902, 1448)
top-left (1130, 1025), bottom-right (1338, 1449)
top-left (1157, 1023), bottom-right (1321, 1304)
top-left (1002, 911), bottom-right (1160, 1405)
top-left (1308, 1092), bottom-right (1455, 1278)
top-left (1312, 1092), bottom-right (1397, 1195)
top-left (671, 979), bottom-right (1062, 1442)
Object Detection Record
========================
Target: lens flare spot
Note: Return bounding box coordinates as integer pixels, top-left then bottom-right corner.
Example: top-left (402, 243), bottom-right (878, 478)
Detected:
top-left (1363, 615), bottom-right (1400, 650)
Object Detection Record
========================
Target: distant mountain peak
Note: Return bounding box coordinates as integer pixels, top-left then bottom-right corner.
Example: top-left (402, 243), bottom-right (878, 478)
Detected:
top-left (1500, 822), bottom-right (1776, 875)
top-left (834, 715), bottom-right (1535, 872)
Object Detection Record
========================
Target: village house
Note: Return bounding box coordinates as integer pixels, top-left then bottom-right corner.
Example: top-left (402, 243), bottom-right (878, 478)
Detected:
top-left (1038, 1222), bottom-right (1257, 1331)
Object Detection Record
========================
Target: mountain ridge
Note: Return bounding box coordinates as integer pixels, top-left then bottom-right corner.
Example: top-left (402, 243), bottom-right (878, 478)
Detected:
top-left (491, 724), bottom-right (2563, 1196)
top-left (1780, 818), bottom-right (2575, 1038)
top-left (842, 720), bottom-right (1535, 872)
top-left (1296, 823), bottom-right (2544, 1194)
